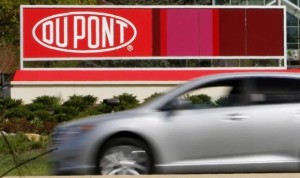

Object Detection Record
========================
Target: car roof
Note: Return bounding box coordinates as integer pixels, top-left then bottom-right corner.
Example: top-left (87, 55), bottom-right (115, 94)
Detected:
top-left (141, 72), bottom-right (300, 110)
top-left (194, 72), bottom-right (300, 81)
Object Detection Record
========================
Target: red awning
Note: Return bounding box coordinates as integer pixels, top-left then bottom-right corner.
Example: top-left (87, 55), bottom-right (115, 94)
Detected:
top-left (12, 69), bottom-right (300, 82)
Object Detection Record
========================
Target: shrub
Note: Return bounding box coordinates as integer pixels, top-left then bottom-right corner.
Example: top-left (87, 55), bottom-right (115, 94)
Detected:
top-left (0, 118), bottom-right (55, 134)
top-left (143, 92), bottom-right (163, 103)
top-left (32, 110), bottom-right (52, 121)
top-left (215, 96), bottom-right (229, 106)
top-left (4, 106), bottom-right (31, 119)
top-left (63, 95), bottom-right (97, 111)
top-left (97, 102), bottom-right (112, 113)
top-left (97, 93), bottom-right (140, 113)
top-left (54, 106), bottom-right (79, 117)
top-left (82, 95), bottom-right (98, 105)
top-left (185, 94), bottom-right (213, 105)
top-left (37, 121), bottom-right (57, 134)
top-left (0, 93), bottom-right (158, 134)
top-left (30, 117), bottom-right (44, 128)
top-left (26, 103), bottom-right (46, 112)
top-left (32, 95), bottom-right (61, 111)
top-left (1, 118), bottom-right (34, 133)
top-left (53, 113), bottom-right (73, 122)
top-left (0, 105), bottom-right (5, 116)
top-left (78, 107), bottom-right (101, 118)
top-left (0, 97), bottom-right (23, 110)
top-left (113, 93), bottom-right (140, 112)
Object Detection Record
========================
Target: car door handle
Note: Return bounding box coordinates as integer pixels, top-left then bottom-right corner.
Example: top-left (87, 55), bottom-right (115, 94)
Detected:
top-left (225, 114), bottom-right (249, 121)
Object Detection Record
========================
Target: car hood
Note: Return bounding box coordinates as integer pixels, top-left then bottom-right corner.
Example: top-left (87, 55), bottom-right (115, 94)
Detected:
top-left (56, 108), bottom-right (152, 129)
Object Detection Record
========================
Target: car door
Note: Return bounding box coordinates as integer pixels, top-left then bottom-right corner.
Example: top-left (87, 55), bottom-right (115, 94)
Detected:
top-left (240, 77), bottom-right (300, 172)
top-left (158, 77), bottom-right (258, 173)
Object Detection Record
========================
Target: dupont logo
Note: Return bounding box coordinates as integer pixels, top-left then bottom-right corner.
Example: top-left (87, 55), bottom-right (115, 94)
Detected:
top-left (32, 12), bottom-right (137, 53)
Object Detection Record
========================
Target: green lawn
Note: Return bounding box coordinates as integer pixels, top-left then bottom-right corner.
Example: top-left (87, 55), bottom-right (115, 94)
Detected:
top-left (0, 150), bottom-right (51, 176)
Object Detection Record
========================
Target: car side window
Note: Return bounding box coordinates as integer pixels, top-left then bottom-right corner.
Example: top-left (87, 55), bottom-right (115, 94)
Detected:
top-left (169, 78), bottom-right (247, 110)
top-left (250, 77), bottom-right (300, 105)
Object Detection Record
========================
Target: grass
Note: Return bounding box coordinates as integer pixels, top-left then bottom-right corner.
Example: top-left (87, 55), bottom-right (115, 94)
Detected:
top-left (0, 149), bottom-right (51, 176)
top-left (0, 134), bottom-right (49, 153)
top-left (0, 134), bottom-right (51, 176)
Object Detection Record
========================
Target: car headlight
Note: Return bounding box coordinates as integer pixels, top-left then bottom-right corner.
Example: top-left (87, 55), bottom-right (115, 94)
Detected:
top-left (52, 124), bottom-right (95, 145)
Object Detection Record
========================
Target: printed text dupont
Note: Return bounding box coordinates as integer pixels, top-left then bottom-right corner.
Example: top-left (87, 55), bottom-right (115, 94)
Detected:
top-left (32, 12), bottom-right (137, 53)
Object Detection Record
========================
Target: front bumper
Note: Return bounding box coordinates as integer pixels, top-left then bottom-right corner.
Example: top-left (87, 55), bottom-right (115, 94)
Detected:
top-left (52, 161), bottom-right (96, 175)
top-left (51, 146), bottom-right (97, 175)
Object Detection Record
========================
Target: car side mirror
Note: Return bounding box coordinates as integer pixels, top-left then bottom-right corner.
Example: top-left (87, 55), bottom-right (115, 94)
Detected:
top-left (161, 98), bottom-right (192, 111)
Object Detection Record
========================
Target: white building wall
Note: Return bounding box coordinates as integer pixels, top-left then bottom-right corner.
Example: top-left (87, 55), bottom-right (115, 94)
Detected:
top-left (10, 82), bottom-right (182, 103)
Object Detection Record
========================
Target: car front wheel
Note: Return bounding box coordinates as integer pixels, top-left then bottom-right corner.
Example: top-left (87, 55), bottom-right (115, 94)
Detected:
top-left (98, 137), bottom-right (152, 175)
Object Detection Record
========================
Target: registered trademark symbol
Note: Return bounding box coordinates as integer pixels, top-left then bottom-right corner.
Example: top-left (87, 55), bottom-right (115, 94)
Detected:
top-left (127, 45), bottom-right (133, 51)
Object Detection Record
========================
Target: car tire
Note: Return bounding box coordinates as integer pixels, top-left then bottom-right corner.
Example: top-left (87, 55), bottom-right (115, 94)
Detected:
top-left (98, 137), bottom-right (153, 175)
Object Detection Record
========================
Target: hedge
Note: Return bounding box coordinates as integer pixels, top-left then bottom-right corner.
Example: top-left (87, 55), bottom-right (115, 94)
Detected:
top-left (0, 93), bottom-right (216, 134)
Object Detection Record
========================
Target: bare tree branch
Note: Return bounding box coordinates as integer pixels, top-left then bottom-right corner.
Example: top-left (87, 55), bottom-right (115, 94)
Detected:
top-left (0, 45), bottom-right (18, 86)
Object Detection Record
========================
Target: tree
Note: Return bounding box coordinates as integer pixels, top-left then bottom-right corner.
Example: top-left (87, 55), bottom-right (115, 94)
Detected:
top-left (106, 0), bottom-right (211, 5)
top-left (0, 0), bottom-right (28, 46)
top-left (97, 0), bottom-right (113, 4)
top-left (0, 45), bottom-right (19, 88)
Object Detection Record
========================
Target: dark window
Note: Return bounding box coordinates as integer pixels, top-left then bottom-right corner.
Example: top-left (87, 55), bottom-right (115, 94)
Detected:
top-left (215, 0), bottom-right (230, 5)
top-left (287, 43), bottom-right (299, 49)
top-left (287, 12), bottom-right (298, 26)
top-left (170, 78), bottom-right (247, 110)
top-left (287, 27), bottom-right (299, 43)
top-left (251, 77), bottom-right (300, 104)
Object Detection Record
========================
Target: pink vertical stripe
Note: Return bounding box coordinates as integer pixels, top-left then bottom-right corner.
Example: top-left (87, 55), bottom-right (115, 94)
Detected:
top-left (199, 9), bottom-right (213, 56)
top-left (167, 9), bottom-right (199, 56)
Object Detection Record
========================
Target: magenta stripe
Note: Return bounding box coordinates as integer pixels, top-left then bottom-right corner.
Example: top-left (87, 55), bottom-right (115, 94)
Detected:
top-left (199, 9), bottom-right (213, 56)
top-left (166, 9), bottom-right (199, 56)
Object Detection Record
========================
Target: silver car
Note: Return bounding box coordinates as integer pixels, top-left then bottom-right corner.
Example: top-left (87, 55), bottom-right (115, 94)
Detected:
top-left (51, 72), bottom-right (300, 175)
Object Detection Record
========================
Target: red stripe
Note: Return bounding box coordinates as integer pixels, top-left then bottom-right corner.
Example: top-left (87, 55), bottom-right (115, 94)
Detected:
top-left (246, 9), bottom-right (284, 56)
top-left (213, 9), bottom-right (219, 56)
top-left (12, 70), bottom-right (300, 82)
top-left (152, 9), bottom-right (161, 56)
top-left (218, 9), bottom-right (246, 56)
top-left (160, 9), bottom-right (167, 56)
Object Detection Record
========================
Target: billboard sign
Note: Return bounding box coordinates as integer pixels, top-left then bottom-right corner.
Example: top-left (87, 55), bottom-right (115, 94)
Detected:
top-left (21, 6), bottom-right (285, 61)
